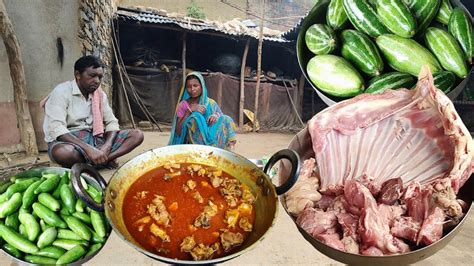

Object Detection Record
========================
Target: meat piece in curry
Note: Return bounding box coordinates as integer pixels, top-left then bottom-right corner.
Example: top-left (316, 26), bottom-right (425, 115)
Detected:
top-left (224, 195), bottom-right (238, 207)
top-left (220, 231), bottom-right (244, 251)
top-left (123, 163), bottom-right (255, 261)
top-left (190, 243), bottom-right (220, 260)
top-left (180, 236), bottom-right (196, 252)
top-left (163, 161), bottom-right (182, 181)
top-left (220, 178), bottom-right (244, 207)
top-left (239, 217), bottom-right (253, 232)
top-left (220, 178), bottom-right (243, 198)
top-left (194, 200), bottom-right (218, 229)
top-left (192, 191), bottom-right (204, 204)
top-left (194, 212), bottom-right (211, 228)
top-left (147, 195), bottom-right (171, 227)
top-left (208, 169), bottom-right (223, 188)
top-left (164, 161), bottom-right (180, 171)
top-left (242, 188), bottom-right (256, 204)
top-left (134, 191), bottom-right (148, 200)
top-left (163, 171), bottom-right (181, 181)
top-left (186, 179), bottom-right (197, 190)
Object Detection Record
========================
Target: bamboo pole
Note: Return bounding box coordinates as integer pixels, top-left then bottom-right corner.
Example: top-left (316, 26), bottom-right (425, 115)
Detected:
top-left (182, 32), bottom-right (187, 87)
top-left (112, 21), bottom-right (161, 131)
top-left (111, 21), bottom-right (135, 129)
top-left (217, 76), bottom-right (223, 107)
top-left (0, 0), bottom-right (38, 155)
top-left (239, 38), bottom-right (250, 129)
top-left (298, 74), bottom-right (305, 115)
top-left (253, 0), bottom-right (265, 132)
top-left (283, 80), bottom-right (304, 126)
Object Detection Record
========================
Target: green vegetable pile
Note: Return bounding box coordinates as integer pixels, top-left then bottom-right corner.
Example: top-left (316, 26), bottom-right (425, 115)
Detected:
top-left (304, 0), bottom-right (473, 98)
top-left (0, 171), bottom-right (109, 264)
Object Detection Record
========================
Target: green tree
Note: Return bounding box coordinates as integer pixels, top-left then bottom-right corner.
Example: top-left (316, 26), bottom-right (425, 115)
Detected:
top-left (186, 0), bottom-right (206, 19)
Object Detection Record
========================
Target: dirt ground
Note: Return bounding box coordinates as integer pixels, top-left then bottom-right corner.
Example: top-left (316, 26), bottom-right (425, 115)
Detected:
top-left (1, 131), bottom-right (473, 265)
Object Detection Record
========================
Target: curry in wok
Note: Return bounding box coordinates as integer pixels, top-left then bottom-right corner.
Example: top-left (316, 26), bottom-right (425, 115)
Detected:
top-left (122, 161), bottom-right (256, 261)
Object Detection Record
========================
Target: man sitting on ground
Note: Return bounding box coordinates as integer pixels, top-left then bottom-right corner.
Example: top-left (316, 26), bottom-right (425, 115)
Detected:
top-left (43, 55), bottom-right (143, 168)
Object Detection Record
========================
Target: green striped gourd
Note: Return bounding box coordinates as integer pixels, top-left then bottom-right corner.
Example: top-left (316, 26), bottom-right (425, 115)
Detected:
top-left (376, 34), bottom-right (441, 76)
top-left (448, 7), bottom-right (473, 64)
top-left (340, 29), bottom-right (384, 76)
top-left (433, 71), bottom-right (456, 93)
top-left (327, 0), bottom-right (350, 30)
top-left (307, 55), bottom-right (365, 97)
top-left (374, 0), bottom-right (417, 38)
top-left (305, 24), bottom-right (337, 55)
top-left (366, 72), bottom-right (416, 93)
top-left (424, 27), bottom-right (468, 78)
top-left (404, 0), bottom-right (441, 34)
top-left (435, 0), bottom-right (453, 25)
top-left (343, 0), bottom-right (389, 37)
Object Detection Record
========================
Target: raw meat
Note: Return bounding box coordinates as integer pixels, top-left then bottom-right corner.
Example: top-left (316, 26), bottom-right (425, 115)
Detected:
top-left (361, 246), bottom-right (384, 256)
top-left (285, 158), bottom-right (321, 215)
top-left (378, 204), bottom-right (406, 227)
top-left (349, 180), bottom-right (409, 254)
top-left (307, 67), bottom-right (473, 193)
top-left (378, 178), bottom-right (403, 205)
top-left (315, 194), bottom-right (336, 211)
top-left (288, 67), bottom-right (473, 256)
top-left (296, 208), bottom-right (338, 237)
top-left (315, 233), bottom-right (345, 251)
top-left (391, 217), bottom-right (421, 243)
top-left (417, 207), bottom-right (445, 245)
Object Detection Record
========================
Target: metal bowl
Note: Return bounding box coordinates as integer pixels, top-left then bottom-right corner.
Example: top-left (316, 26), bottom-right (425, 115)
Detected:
top-left (70, 145), bottom-right (300, 265)
top-left (0, 167), bottom-right (110, 265)
top-left (296, 0), bottom-right (473, 106)
top-left (277, 128), bottom-right (473, 265)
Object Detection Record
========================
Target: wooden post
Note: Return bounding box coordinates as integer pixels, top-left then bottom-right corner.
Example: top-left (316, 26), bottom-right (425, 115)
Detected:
top-left (217, 75), bottom-right (223, 107)
top-left (239, 38), bottom-right (250, 129)
top-left (182, 32), bottom-right (187, 87)
top-left (0, 0), bottom-right (38, 155)
top-left (111, 22), bottom-right (136, 128)
top-left (253, 0), bottom-right (265, 132)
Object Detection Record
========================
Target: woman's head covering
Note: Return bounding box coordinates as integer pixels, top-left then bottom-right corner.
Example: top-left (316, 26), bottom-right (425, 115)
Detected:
top-left (181, 72), bottom-right (209, 107)
top-left (169, 71), bottom-right (212, 145)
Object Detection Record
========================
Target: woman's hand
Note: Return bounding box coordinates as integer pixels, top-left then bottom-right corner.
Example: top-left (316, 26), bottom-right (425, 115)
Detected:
top-left (207, 113), bottom-right (219, 125)
top-left (190, 104), bottom-right (206, 114)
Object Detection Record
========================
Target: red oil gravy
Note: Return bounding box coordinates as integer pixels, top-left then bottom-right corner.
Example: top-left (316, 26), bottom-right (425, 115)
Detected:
top-left (122, 162), bottom-right (256, 261)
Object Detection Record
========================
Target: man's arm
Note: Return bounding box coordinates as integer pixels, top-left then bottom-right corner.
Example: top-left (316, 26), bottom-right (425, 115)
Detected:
top-left (44, 88), bottom-right (71, 141)
top-left (98, 131), bottom-right (117, 156)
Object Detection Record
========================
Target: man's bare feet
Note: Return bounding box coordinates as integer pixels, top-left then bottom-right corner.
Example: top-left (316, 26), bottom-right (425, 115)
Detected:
top-left (94, 159), bottom-right (119, 170)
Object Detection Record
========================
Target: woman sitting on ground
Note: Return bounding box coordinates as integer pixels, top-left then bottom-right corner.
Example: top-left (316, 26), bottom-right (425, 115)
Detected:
top-left (169, 72), bottom-right (237, 150)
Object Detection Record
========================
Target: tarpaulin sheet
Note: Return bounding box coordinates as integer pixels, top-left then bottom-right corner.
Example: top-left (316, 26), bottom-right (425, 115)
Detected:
top-left (114, 70), bottom-right (303, 131)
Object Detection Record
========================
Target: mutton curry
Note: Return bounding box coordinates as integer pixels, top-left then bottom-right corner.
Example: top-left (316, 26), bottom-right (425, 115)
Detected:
top-left (122, 162), bottom-right (256, 260)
